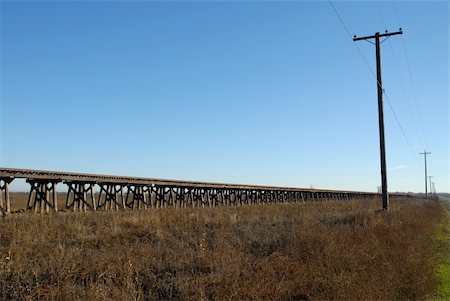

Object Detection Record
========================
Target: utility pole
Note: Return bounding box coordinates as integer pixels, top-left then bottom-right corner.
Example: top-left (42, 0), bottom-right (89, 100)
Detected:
top-left (428, 175), bottom-right (433, 197)
top-left (353, 29), bottom-right (403, 211)
top-left (419, 149), bottom-right (431, 198)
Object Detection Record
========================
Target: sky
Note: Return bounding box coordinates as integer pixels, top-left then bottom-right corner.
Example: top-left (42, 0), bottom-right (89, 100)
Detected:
top-left (0, 0), bottom-right (448, 193)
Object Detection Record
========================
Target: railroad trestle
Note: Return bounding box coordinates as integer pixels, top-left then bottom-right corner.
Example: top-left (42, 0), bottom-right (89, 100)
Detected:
top-left (0, 167), bottom-right (388, 214)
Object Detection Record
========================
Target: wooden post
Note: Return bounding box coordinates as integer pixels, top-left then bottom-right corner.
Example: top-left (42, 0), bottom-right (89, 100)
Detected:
top-left (65, 184), bottom-right (71, 210)
top-left (45, 184), bottom-right (50, 214)
top-left (206, 189), bottom-right (211, 207)
top-left (114, 186), bottom-right (119, 211)
top-left (167, 187), bottom-right (174, 207)
top-left (33, 186), bottom-right (38, 214)
top-left (5, 180), bottom-right (10, 214)
top-left (83, 185), bottom-right (87, 213)
top-left (136, 187), bottom-right (141, 209)
top-left (40, 183), bottom-right (45, 214)
top-left (52, 182), bottom-right (58, 212)
top-left (72, 183), bottom-right (77, 212)
top-left (120, 186), bottom-right (125, 209)
top-left (27, 184), bottom-right (33, 211)
top-left (107, 185), bottom-right (112, 210)
top-left (0, 182), bottom-right (3, 212)
top-left (91, 184), bottom-right (97, 211)
top-left (148, 186), bottom-right (153, 208)
top-left (143, 187), bottom-right (147, 209)
top-left (78, 184), bottom-right (83, 212)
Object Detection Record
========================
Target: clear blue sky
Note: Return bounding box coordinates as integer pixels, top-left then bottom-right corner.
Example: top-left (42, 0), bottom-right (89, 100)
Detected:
top-left (0, 0), bottom-right (448, 193)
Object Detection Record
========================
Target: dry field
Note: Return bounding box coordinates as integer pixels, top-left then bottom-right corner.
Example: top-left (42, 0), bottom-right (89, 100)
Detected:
top-left (0, 196), bottom-right (448, 300)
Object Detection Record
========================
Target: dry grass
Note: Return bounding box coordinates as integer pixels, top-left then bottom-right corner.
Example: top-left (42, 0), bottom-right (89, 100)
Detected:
top-left (7, 192), bottom-right (68, 212)
top-left (0, 196), bottom-right (445, 300)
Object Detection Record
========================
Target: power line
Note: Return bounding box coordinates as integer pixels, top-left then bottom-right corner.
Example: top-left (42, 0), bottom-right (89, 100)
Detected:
top-left (328, 0), bottom-right (377, 79)
top-left (329, 0), bottom-right (419, 164)
top-left (374, 1), bottom-right (388, 31)
top-left (392, 0), bottom-right (427, 146)
top-left (393, 0), bottom-right (402, 27)
top-left (372, 1), bottom-right (420, 161)
top-left (387, 36), bottom-right (420, 137)
top-left (383, 91), bottom-right (420, 163)
top-left (328, 0), bottom-right (353, 40)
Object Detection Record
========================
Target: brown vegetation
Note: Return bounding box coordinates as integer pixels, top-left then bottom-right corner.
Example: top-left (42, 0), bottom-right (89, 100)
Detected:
top-left (0, 197), bottom-right (445, 300)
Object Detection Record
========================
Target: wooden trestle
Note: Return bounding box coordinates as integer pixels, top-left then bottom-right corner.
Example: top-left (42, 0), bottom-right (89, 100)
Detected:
top-left (26, 179), bottom-right (59, 213)
top-left (0, 167), bottom-right (399, 214)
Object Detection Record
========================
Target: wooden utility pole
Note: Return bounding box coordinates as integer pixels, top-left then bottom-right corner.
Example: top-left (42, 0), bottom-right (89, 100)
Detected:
top-left (419, 149), bottom-right (431, 198)
top-left (428, 176), bottom-right (433, 196)
top-left (353, 29), bottom-right (403, 211)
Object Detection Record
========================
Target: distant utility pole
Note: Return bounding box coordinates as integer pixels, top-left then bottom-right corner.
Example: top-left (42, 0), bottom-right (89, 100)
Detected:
top-left (428, 175), bottom-right (433, 196)
top-left (353, 29), bottom-right (403, 211)
top-left (419, 149), bottom-right (431, 198)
